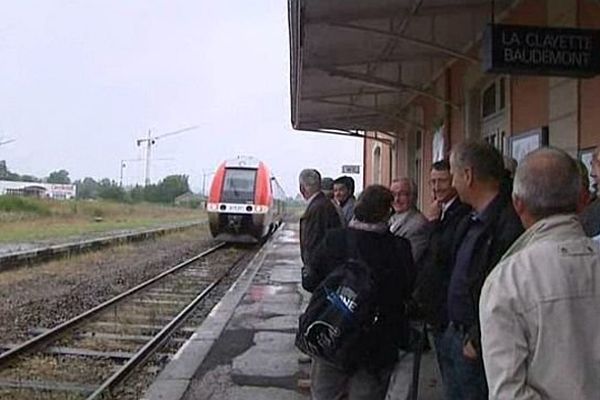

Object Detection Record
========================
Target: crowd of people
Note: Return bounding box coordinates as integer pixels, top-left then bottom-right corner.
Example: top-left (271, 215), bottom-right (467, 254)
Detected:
top-left (296, 141), bottom-right (600, 400)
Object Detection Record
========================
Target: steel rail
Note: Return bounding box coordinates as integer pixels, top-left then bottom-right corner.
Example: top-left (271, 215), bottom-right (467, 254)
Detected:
top-left (86, 252), bottom-right (249, 400)
top-left (0, 242), bottom-right (227, 368)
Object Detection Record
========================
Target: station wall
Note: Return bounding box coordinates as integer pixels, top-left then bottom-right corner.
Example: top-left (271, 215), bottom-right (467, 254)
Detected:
top-left (364, 0), bottom-right (600, 210)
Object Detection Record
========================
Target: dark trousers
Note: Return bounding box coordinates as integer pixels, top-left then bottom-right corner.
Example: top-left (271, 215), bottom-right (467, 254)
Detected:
top-left (431, 328), bottom-right (447, 387)
top-left (311, 359), bottom-right (392, 400)
top-left (436, 323), bottom-right (488, 400)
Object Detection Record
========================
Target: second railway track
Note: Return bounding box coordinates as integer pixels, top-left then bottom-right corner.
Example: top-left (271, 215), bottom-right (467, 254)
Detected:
top-left (0, 242), bottom-right (258, 400)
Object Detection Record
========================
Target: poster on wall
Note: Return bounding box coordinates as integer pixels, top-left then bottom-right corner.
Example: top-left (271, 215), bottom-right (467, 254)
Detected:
top-left (432, 125), bottom-right (445, 162)
top-left (579, 148), bottom-right (596, 193)
top-left (509, 127), bottom-right (549, 164)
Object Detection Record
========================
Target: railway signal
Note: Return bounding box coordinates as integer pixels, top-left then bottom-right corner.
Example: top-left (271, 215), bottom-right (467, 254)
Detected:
top-left (119, 157), bottom-right (174, 187)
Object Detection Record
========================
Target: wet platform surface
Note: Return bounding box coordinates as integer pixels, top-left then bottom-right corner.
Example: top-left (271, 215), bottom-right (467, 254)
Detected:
top-left (143, 223), bottom-right (443, 400)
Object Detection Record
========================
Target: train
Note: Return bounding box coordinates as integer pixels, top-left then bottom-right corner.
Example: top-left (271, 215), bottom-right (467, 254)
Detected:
top-left (207, 156), bottom-right (286, 243)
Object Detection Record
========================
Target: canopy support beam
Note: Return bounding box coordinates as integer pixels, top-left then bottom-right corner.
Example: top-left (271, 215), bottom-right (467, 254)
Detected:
top-left (310, 98), bottom-right (425, 130)
top-left (328, 22), bottom-right (480, 64)
top-left (321, 68), bottom-right (458, 109)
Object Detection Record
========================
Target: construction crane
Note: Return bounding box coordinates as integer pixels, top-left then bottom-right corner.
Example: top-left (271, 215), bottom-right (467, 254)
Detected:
top-left (0, 138), bottom-right (15, 147)
top-left (136, 126), bottom-right (198, 185)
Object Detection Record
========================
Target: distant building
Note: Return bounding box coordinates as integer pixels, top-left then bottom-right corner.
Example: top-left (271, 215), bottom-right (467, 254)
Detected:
top-left (174, 191), bottom-right (204, 208)
top-left (0, 180), bottom-right (77, 200)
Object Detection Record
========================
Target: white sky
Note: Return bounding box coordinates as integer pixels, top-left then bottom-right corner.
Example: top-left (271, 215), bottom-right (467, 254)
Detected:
top-left (0, 0), bottom-right (363, 196)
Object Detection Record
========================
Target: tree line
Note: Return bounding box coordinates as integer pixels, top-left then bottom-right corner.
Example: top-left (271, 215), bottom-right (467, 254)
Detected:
top-left (0, 161), bottom-right (191, 204)
top-left (76, 175), bottom-right (191, 204)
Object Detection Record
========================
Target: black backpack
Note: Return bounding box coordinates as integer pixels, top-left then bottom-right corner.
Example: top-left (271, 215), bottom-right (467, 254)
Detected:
top-left (295, 231), bottom-right (379, 372)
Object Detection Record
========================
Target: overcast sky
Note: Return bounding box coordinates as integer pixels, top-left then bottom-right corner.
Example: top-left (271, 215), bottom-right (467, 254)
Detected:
top-left (0, 1), bottom-right (363, 196)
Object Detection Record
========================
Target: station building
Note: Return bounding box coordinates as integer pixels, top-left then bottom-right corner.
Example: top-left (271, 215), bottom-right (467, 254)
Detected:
top-left (288, 0), bottom-right (600, 208)
top-left (0, 180), bottom-right (77, 200)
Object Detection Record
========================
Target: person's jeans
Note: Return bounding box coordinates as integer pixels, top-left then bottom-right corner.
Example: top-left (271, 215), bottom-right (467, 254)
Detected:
top-left (384, 349), bottom-right (413, 400)
top-left (311, 359), bottom-right (392, 400)
top-left (436, 323), bottom-right (488, 400)
top-left (431, 327), bottom-right (447, 389)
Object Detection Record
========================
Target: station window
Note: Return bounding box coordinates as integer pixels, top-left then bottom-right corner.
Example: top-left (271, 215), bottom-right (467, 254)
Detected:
top-left (481, 77), bottom-right (507, 119)
top-left (482, 85), bottom-right (496, 118)
top-left (372, 145), bottom-right (382, 184)
top-left (483, 130), bottom-right (506, 154)
top-left (414, 130), bottom-right (422, 206)
top-left (499, 78), bottom-right (506, 110)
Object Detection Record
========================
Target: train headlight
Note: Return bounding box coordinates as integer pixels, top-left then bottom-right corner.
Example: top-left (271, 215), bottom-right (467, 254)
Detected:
top-left (207, 203), bottom-right (218, 212)
top-left (255, 205), bottom-right (269, 214)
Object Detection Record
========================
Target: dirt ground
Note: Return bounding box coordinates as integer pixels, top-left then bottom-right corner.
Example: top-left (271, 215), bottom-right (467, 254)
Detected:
top-left (0, 225), bottom-right (217, 343)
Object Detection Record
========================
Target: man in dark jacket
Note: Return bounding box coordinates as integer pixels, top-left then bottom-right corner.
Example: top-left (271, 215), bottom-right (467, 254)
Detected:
top-left (298, 169), bottom-right (342, 273)
top-left (413, 160), bottom-right (470, 359)
top-left (439, 141), bottom-right (523, 400)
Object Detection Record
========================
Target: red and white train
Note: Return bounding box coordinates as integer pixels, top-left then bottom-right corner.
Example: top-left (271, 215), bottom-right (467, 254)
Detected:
top-left (207, 156), bottom-right (285, 243)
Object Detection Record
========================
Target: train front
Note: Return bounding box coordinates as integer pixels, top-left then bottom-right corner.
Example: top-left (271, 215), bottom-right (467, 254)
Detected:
top-left (206, 157), bottom-right (273, 243)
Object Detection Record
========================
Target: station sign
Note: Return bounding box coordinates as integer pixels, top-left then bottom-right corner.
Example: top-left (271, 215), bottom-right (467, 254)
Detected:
top-left (341, 165), bottom-right (360, 174)
top-left (483, 24), bottom-right (600, 78)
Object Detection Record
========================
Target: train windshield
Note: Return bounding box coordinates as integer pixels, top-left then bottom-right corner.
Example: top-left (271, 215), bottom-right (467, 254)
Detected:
top-left (221, 168), bottom-right (256, 203)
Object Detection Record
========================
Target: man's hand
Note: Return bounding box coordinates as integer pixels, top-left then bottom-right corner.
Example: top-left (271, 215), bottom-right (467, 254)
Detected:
top-left (463, 340), bottom-right (478, 360)
top-left (425, 199), bottom-right (442, 221)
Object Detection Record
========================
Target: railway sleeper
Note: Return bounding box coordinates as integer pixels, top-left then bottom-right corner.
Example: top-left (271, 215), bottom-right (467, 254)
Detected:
top-left (88, 321), bottom-right (197, 334)
top-left (0, 345), bottom-right (135, 361)
top-left (0, 378), bottom-right (97, 396)
top-left (27, 329), bottom-right (189, 344)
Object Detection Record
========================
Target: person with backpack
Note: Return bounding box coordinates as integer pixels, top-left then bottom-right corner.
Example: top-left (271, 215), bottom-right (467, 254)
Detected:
top-left (298, 184), bottom-right (415, 400)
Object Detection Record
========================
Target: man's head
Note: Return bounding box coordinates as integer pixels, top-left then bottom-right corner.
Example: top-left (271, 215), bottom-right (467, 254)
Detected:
top-left (333, 176), bottom-right (355, 204)
top-left (430, 160), bottom-right (456, 203)
top-left (390, 177), bottom-right (417, 213)
top-left (322, 177), bottom-right (334, 199)
top-left (512, 148), bottom-right (580, 228)
top-left (298, 169), bottom-right (321, 200)
top-left (449, 141), bottom-right (504, 207)
top-left (354, 185), bottom-right (394, 224)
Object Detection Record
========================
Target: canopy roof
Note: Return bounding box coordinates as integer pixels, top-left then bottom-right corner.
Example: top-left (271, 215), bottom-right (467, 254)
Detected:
top-left (289, 0), bottom-right (515, 136)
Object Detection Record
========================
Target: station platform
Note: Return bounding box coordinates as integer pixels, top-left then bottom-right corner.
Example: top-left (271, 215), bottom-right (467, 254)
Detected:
top-left (143, 223), bottom-right (443, 400)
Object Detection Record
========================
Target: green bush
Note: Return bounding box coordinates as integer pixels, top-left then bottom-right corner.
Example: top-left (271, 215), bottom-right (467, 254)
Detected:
top-left (0, 196), bottom-right (51, 216)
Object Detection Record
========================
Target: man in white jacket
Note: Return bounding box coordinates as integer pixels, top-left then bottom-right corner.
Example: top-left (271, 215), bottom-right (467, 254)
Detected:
top-left (480, 147), bottom-right (600, 399)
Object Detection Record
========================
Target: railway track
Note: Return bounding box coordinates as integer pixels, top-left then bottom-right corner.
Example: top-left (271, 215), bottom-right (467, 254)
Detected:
top-left (0, 242), bottom-right (256, 399)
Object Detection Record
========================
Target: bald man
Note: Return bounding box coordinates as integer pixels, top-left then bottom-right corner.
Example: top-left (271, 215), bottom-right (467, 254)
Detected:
top-left (480, 148), bottom-right (600, 399)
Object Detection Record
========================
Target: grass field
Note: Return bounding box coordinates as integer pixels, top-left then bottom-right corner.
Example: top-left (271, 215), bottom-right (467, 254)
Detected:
top-left (0, 196), bottom-right (205, 243)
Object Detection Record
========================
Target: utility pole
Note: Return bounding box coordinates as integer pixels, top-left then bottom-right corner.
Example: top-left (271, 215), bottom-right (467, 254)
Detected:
top-left (136, 126), bottom-right (198, 186)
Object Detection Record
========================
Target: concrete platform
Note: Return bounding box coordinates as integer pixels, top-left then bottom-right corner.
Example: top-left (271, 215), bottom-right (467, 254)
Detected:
top-left (142, 223), bottom-right (444, 400)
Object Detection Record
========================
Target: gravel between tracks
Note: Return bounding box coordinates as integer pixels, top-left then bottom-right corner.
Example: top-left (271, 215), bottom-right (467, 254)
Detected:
top-left (0, 226), bottom-right (218, 344)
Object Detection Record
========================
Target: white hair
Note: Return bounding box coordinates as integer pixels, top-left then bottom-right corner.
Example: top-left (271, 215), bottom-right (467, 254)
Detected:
top-left (392, 177), bottom-right (418, 205)
top-left (299, 169), bottom-right (321, 194)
